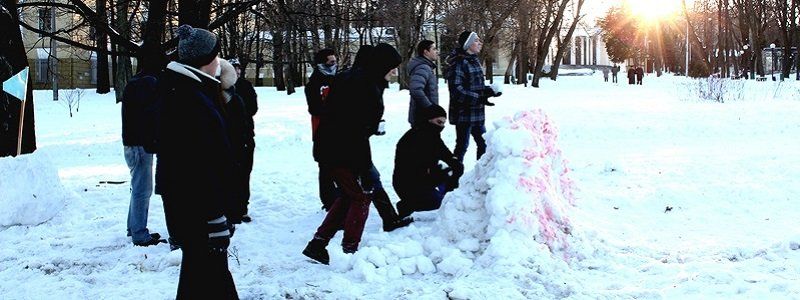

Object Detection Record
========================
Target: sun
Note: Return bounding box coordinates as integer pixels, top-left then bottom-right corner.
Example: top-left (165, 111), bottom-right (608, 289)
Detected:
top-left (625, 0), bottom-right (683, 23)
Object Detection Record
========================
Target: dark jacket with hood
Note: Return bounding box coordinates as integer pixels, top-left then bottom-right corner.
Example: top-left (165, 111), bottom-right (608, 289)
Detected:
top-left (393, 120), bottom-right (460, 190)
top-left (407, 56), bottom-right (438, 124)
top-left (234, 77), bottom-right (258, 139)
top-left (313, 43), bottom-right (401, 169)
top-left (154, 61), bottom-right (238, 239)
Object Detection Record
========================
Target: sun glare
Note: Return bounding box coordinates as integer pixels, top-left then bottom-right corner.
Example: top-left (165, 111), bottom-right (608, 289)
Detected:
top-left (625, 0), bottom-right (682, 23)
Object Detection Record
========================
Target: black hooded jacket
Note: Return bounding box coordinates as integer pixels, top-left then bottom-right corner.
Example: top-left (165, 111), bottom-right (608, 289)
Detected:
top-left (313, 43), bottom-right (401, 169)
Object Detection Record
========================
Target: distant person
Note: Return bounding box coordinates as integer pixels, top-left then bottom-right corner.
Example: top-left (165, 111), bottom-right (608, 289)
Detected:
top-left (121, 68), bottom-right (164, 247)
top-left (636, 66), bottom-right (644, 85)
top-left (407, 39), bottom-right (439, 125)
top-left (304, 48), bottom-right (338, 210)
top-left (154, 24), bottom-right (238, 299)
top-left (446, 31), bottom-right (502, 163)
top-left (601, 67), bottom-right (609, 82)
top-left (393, 105), bottom-right (463, 218)
top-left (303, 43), bottom-right (403, 264)
top-left (227, 58), bottom-right (257, 223)
top-left (627, 66), bottom-right (636, 85)
top-left (611, 65), bottom-right (620, 83)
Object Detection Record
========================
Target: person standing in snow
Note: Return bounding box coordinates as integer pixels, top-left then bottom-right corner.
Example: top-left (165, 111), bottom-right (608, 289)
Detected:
top-left (303, 43), bottom-right (403, 264)
top-left (627, 66), bottom-right (636, 85)
top-left (227, 58), bottom-right (257, 223)
top-left (636, 65), bottom-right (644, 85)
top-left (154, 25), bottom-right (238, 299)
top-left (407, 40), bottom-right (440, 126)
top-left (611, 65), bottom-right (620, 83)
top-left (217, 59), bottom-right (252, 227)
top-left (120, 68), bottom-right (165, 247)
top-left (305, 48), bottom-right (339, 211)
top-left (393, 105), bottom-right (463, 218)
top-left (601, 67), bottom-right (610, 82)
top-left (446, 31), bottom-right (502, 163)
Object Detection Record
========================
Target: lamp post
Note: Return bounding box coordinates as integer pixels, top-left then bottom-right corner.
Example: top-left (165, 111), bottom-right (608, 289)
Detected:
top-left (770, 43), bottom-right (776, 81)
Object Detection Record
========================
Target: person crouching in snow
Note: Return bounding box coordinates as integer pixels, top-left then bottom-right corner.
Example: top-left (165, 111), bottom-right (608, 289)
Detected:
top-left (154, 24), bottom-right (238, 299)
top-left (393, 105), bottom-right (464, 219)
top-left (303, 43), bottom-right (402, 264)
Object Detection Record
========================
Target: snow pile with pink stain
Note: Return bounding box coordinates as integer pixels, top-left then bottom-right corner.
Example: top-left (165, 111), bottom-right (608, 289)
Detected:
top-left (437, 109), bottom-right (578, 263)
top-left (327, 110), bottom-right (589, 297)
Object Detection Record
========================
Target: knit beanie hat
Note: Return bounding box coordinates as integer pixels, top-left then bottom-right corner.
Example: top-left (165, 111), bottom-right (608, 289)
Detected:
top-left (458, 31), bottom-right (478, 51)
top-left (176, 25), bottom-right (220, 68)
top-left (421, 104), bottom-right (447, 120)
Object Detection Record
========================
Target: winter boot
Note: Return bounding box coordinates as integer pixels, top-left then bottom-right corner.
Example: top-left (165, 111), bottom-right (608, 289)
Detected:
top-left (133, 233), bottom-right (166, 247)
top-left (383, 216), bottom-right (414, 232)
top-left (241, 214), bottom-right (252, 223)
top-left (302, 238), bottom-right (330, 265)
top-left (342, 242), bottom-right (358, 254)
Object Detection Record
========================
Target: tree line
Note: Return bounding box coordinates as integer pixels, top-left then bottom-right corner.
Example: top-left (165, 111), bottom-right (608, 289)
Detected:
top-left (600, 0), bottom-right (800, 80)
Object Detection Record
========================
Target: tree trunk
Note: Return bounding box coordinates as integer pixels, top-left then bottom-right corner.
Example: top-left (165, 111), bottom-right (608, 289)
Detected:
top-left (0, 1), bottom-right (37, 156)
top-left (179, 0), bottom-right (211, 28)
top-left (96, 0), bottom-right (111, 94)
top-left (139, 0), bottom-right (167, 74)
top-left (113, 0), bottom-right (133, 102)
top-left (532, 0), bottom-right (571, 88)
top-left (272, 30), bottom-right (286, 90)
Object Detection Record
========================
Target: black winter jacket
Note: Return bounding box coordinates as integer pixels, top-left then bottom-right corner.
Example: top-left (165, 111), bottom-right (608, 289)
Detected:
top-left (154, 62), bottom-right (238, 237)
top-left (121, 72), bottom-right (158, 147)
top-left (304, 69), bottom-right (335, 116)
top-left (393, 123), bottom-right (459, 189)
top-left (313, 43), bottom-right (401, 169)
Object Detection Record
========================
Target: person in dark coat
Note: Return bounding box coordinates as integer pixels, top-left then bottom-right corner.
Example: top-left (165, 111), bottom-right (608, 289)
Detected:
top-left (627, 66), bottom-right (636, 85)
top-left (393, 105), bottom-right (463, 218)
top-left (636, 66), bottom-right (644, 85)
top-left (407, 40), bottom-right (439, 125)
top-left (121, 69), bottom-right (164, 247)
top-left (305, 49), bottom-right (339, 210)
top-left (217, 59), bottom-right (252, 227)
top-left (611, 65), bottom-right (620, 83)
top-left (154, 24), bottom-right (238, 299)
top-left (446, 31), bottom-right (501, 163)
top-left (229, 58), bottom-right (258, 223)
top-left (303, 43), bottom-right (403, 264)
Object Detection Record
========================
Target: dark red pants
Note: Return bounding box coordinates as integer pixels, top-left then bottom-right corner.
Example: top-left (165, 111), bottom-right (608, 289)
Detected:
top-left (314, 167), bottom-right (372, 251)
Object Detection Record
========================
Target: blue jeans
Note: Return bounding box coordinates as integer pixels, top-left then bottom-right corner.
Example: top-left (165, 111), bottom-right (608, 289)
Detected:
top-left (124, 146), bottom-right (154, 243)
top-left (454, 123), bottom-right (487, 162)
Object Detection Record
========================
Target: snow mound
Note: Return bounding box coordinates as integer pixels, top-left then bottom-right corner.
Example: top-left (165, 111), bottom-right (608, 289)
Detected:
top-left (0, 152), bottom-right (68, 226)
top-left (340, 110), bottom-right (583, 295)
top-left (438, 109), bottom-right (578, 264)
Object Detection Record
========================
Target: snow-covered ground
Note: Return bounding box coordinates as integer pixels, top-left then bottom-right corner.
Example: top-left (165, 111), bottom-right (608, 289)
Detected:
top-left (1, 74), bottom-right (799, 299)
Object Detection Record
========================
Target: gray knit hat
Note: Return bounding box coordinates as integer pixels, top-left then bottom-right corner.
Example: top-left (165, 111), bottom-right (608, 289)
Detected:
top-left (176, 25), bottom-right (220, 67)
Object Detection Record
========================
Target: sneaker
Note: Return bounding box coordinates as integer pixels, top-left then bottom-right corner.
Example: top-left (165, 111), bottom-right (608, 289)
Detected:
top-left (241, 214), bottom-right (252, 223)
top-left (383, 217), bottom-right (414, 232)
top-left (302, 239), bottom-right (330, 265)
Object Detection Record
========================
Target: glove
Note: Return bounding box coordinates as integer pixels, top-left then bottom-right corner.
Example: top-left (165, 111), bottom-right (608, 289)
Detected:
top-left (482, 87), bottom-right (502, 98)
top-left (449, 161), bottom-right (465, 178)
top-left (479, 96), bottom-right (495, 106)
top-left (208, 218), bottom-right (232, 253)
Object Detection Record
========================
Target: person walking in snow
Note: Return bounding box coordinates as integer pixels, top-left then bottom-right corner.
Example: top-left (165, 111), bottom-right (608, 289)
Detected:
top-left (393, 105), bottom-right (464, 218)
top-left (446, 31), bottom-right (502, 163)
top-left (120, 68), bottom-right (165, 247)
top-left (636, 65), bottom-right (644, 85)
top-left (601, 67), bottom-right (610, 82)
top-left (154, 25), bottom-right (238, 299)
top-left (627, 66), bottom-right (636, 85)
top-left (303, 43), bottom-right (403, 264)
top-left (611, 65), bottom-right (620, 83)
top-left (407, 39), bottom-right (440, 126)
top-left (305, 48), bottom-right (339, 211)
top-left (227, 58), bottom-right (257, 223)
